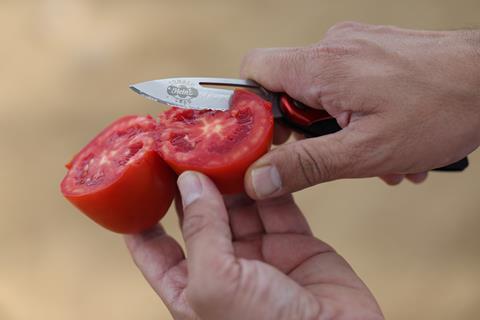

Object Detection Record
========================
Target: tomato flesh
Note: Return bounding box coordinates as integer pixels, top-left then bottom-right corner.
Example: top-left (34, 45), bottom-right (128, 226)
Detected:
top-left (61, 116), bottom-right (176, 234)
top-left (156, 90), bottom-right (273, 194)
top-left (61, 90), bottom-right (274, 233)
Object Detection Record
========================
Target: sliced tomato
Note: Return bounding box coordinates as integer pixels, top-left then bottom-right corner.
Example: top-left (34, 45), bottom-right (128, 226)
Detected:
top-left (156, 89), bottom-right (274, 194)
top-left (61, 115), bottom-right (176, 234)
top-left (61, 90), bottom-right (274, 233)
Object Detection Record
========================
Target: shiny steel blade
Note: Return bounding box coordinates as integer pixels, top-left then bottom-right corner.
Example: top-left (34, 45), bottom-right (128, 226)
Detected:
top-left (129, 77), bottom-right (260, 111)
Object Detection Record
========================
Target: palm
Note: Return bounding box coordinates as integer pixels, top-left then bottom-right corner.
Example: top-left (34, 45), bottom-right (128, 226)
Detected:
top-left (126, 193), bottom-right (382, 320)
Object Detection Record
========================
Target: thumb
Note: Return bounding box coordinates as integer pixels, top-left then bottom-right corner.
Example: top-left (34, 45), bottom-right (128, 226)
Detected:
top-left (177, 171), bottom-right (240, 317)
top-left (245, 130), bottom-right (370, 199)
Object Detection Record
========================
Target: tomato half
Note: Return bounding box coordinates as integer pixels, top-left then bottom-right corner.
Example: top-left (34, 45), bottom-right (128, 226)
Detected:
top-left (155, 89), bottom-right (274, 194)
top-left (61, 115), bottom-right (176, 234)
top-left (61, 90), bottom-right (274, 233)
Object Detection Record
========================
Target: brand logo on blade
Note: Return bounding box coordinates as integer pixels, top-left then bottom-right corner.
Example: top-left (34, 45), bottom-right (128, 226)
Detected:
top-left (165, 79), bottom-right (199, 106)
top-left (167, 85), bottom-right (199, 100)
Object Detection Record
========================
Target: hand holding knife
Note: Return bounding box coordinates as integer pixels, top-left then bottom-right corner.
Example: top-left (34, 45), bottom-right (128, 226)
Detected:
top-left (130, 77), bottom-right (468, 172)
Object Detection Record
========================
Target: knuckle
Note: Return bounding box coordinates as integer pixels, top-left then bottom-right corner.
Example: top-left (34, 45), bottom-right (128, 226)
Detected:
top-left (309, 38), bottom-right (363, 62)
top-left (276, 47), bottom-right (311, 92)
top-left (300, 46), bottom-right (349, 108)
top-left (294, 143), bottom-right (329, 185)
top-left (327, 21), bottom-right (366, 34)
top-left (303, 84), bottom-right (325, 108)
top-left (309, 44), bottom-right (352, 57)
top-left (279, 49), bottom-right (300, 69)
top-left (348, 37), bottom-right (372, 50)
top-left (370, 24), bottom-right (397, 33)
top-left (284, 48), bottom-right (310, 71)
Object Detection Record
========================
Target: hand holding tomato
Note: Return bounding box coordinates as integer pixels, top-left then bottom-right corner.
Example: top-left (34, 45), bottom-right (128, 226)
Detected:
top-left (125, 172), bottom-right (384, 320)
top-left (241, 22), bottom-right (480, 199)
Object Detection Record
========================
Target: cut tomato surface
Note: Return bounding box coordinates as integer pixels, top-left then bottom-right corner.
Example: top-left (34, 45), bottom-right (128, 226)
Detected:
top-left (61, 90), bottom-right (274, 233)
top-left (61, 115), bottom-right (176, 234)
top-left (155, 90), bottom-right (274, 194)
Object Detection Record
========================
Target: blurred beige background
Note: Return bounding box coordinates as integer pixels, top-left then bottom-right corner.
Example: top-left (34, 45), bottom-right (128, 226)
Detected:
top-left (1, 0), bottom-right (479, 319)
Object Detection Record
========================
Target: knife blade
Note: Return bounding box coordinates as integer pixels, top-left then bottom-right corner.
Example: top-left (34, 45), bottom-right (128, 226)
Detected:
top-left (129, 77), bottom-right (259, 111)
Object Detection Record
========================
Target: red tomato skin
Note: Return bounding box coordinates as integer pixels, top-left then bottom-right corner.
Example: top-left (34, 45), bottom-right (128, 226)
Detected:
top-left (161, 92), bottom-right (274, 194)
top-left (62, 150), bottom-right (176, 234)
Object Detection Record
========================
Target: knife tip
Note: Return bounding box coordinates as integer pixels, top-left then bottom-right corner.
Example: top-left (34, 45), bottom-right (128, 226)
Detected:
top-left (129, 84), bottom-right (140, 93)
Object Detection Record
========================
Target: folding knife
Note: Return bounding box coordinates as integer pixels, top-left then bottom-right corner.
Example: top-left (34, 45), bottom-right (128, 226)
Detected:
top-left (130, 77), bottom-right (468, 172)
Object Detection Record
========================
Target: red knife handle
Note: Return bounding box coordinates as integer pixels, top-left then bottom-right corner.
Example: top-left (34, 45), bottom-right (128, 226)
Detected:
top-left (279, 94), bottom-right (332, 125)
top-left (273, 93), bottom-right (341, 137)
top-left (272, 92), bottom-right (468, 172)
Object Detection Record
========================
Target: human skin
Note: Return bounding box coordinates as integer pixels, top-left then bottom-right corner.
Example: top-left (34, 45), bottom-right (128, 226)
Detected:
top-left (125, 172), bottom-right (384, 320)
top-left (241, 22), bottom-right (480, 199)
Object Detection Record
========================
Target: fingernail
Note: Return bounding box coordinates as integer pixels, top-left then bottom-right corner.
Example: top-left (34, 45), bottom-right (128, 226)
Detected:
top-left (251, 165), bottom-right (282, 198)
top-left (177, 172), bottom-right (203, 207)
